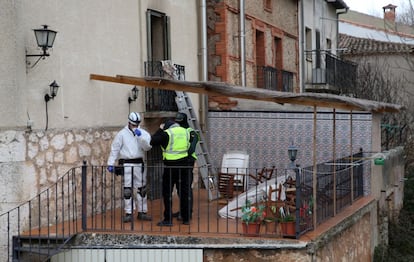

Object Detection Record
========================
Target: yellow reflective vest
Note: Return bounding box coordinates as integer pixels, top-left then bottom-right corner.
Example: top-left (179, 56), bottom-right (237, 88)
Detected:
top-left (163, 126), bottom-right (190, 160)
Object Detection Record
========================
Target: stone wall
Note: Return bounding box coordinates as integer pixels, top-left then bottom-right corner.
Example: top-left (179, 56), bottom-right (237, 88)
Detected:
top-left (313, 209), bottom-right (374, 261)
top-left (0, 128), bottom-right (116, 208)
top-left (0, 128), bottom-right (117, 215)
top-left (0, 127), bottom-right (119, 261)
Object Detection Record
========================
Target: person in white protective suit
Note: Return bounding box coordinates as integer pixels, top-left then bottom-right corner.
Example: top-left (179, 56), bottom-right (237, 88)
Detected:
top-left (107, 112), bottom-right (152, 223)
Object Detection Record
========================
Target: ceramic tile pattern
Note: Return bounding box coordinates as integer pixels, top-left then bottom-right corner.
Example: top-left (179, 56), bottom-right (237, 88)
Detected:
top-left (208, 111), bottom-right (372, 177)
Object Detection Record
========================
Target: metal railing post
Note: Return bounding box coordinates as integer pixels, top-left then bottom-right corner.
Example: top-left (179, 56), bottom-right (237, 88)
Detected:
top-left (81, 161), bottom-right (87, 231)
top-left (295, 165), bottom-right (301, 239)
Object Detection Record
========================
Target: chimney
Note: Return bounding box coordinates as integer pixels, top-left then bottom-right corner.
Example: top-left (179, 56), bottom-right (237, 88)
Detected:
top-left (383, 4), bottom-right (397, 23)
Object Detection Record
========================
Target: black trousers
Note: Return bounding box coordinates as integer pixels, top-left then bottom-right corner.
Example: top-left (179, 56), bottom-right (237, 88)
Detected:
top-left (162, 158), bottom-right (193, 222)
top-left (176, 158), bottom-right (195, 218)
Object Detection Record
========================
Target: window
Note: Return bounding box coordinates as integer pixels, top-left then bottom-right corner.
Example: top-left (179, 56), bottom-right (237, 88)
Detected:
top-left (282, 71), bottom-right (293, 92)
top-left (326, 38), bottom-right (332, 53)
top-left (315, 30), bottom-right (321, 68)
top-left (146, 9), bottom-right (170, 61)
top-left (145, 9), bottom-right (176, 113)
top-left (274, 37), bottom-right (283, 91)
top-left (264, 0), bottom-right (272, 11)
top-left (256, 30), bottom-right (266, 89)
top-left (305, 27), bottom-right (312, 61)
top-left (274, 37), bottom-right (282, 70)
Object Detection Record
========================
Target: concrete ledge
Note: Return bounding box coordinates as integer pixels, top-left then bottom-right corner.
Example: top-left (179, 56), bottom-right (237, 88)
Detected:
top-left (71, 233), bottom-right (308, 250)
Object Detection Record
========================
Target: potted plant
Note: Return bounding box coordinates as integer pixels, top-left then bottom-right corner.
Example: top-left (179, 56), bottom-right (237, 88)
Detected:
top-left (240, 200), bottom-right (266, 236)
top-left (299, 197), bottom-right (313, 231)
top-left (263, 205), bottom-right (279, 234)
top-left (279, 207), bottom-right (296, 237)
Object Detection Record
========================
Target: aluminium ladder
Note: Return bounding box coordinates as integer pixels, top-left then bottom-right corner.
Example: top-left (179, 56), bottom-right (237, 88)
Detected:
top-left (175, 91), bottom-right (219, 200)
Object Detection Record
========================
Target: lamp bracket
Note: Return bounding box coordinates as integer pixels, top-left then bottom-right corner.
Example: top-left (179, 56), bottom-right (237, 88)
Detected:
top-left (26, 53), bottom-right (50, 57)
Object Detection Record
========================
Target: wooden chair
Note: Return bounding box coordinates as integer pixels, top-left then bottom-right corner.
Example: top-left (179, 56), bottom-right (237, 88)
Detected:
top-left (284, 176), bottom-right (296, 214)
top-left (264, 183), bottom-right (285, 220)
top-left (249, 166), bottom-right (276, 185)
top-left (218, 172), bottom-right (235, 199)
top-left (218, 151), bottom-right (249, 199)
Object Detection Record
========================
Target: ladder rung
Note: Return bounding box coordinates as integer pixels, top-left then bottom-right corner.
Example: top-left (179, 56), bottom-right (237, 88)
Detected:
top-left (198, 151), bottom-right (208, 156)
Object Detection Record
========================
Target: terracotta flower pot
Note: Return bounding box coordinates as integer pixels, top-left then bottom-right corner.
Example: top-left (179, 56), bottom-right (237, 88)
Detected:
top-left (280, 221), bottom-right (295, 237)
top-left (264, 220), bottom-right (278, 234)
top-left (242, 222), bottom-right (261, 236)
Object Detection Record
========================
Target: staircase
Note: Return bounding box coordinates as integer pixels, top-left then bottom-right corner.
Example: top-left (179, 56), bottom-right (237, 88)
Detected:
top-left (175, 91), bottom-right (219, 200)
top-left (13, 235), bottom-right (71, 262)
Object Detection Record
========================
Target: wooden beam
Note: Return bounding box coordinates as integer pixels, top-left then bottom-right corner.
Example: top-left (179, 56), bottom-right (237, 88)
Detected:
top-left (90, 73), bottom-right (402, 113)
top-left (90, 74), bottom-right (209, 94)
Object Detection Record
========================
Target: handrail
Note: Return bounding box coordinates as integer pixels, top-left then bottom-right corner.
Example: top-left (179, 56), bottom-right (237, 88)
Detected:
top-left (1, 154), bottom-right (368, 261)
top-left (1, 165), bottom-right (84, 261)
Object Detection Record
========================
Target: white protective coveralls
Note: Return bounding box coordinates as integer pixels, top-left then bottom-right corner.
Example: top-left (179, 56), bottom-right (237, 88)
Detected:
top-left (107, 125), bottom-right (152, 214)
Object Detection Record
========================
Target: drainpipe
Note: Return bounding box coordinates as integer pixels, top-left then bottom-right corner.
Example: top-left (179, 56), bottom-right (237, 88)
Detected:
top-left (200, 0), bottom-right (208, 133)
top-left (336, 7), bottom-right (348, 55)
top-left (240, 0), bottom-right (246, 86)
top-left (299, 0), bottom-right (305, 93)
top-left (201, 0), bottom-right (208, 82)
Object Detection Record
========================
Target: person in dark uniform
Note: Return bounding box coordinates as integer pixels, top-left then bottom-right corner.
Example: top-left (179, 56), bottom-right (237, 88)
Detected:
top-left (151, 119), bottom-right (192, 226)
top-left (172, 112), bottom-right (199, 221)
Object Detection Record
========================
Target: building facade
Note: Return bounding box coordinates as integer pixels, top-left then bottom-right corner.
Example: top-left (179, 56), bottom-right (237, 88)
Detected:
top-left (0, 0), bottom-right (407, 261)
top-left (207, 0), bottom-right (299, 110)
top-left (0, 0), bottom-right (202, 220)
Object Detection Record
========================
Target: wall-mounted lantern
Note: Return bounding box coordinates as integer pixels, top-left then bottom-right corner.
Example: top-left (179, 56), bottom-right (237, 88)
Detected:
top-left (44, 80), bottom-right (60, 131)
top-left (128, 86), bottom-right (139, 104)
top-left (26, 25), bottom-right (57, 68)
top-left (288, 144), bottom-right (298, 169)
top-left (44, 80), bottom-right (60, 102)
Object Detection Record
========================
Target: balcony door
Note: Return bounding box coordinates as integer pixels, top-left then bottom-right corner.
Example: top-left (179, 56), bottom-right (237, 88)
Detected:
top-left (145, 11), bottom-right (175, 196)
top-left (145, 9), bottom-right (176, 112)
top-left (146, 9), bottom-right (170, 62)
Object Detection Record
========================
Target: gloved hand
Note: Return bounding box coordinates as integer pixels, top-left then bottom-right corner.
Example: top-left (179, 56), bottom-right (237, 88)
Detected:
top-left (107, 166), bottom-right (114, 173)
top-left (159, 123), bottom-right (165, 130)
top-left (134, 128), bottom-right (142, 136)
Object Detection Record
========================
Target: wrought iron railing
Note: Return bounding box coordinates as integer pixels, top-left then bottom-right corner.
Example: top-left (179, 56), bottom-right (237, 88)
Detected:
top-left (301, 151), bottom-right (366, 226)
top-left (1, 167), bottom-right (82, 262)
top-left (304, 50), bottom-right (357, 94)
top-left (2, 154), bottom-right (368, 261)
top-left (144, 61), bottom-right (185, 112)
top-left (257, 66), bottom-right (277, 90)
top-left (257, 66), bottom-right (294, 92)
top-left (281, 70), bottom-right (294, 92)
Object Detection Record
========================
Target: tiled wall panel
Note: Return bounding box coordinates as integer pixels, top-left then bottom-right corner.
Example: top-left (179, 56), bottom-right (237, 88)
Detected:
top-left (208, 111), bottom-right (372, 175)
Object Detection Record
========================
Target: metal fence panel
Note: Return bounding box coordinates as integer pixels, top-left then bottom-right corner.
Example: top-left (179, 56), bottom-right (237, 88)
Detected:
top-left (52, 249), bottom-right (203, 262)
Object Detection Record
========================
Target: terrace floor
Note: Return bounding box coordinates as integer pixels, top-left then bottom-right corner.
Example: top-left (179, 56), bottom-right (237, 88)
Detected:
top-left (22, 188), bottom-right (375, 243)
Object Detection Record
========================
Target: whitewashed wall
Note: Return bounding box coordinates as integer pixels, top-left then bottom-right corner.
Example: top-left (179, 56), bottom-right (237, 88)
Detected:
top-left (0, 1), bottom-right (200, 259)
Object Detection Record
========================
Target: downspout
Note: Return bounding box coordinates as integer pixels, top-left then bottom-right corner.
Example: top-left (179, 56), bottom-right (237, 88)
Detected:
top-left (201, 0), bottom-right (208, 82)
top-left (299, 0), bottom-right (305, 92)
top-left (199, 0), bottom-right (208, 132)
top-left (336, 7), bottom-right (348, 55)
top-left (240, 0), bottom-right (246, 86)
top-left (137, 0), bottom-right (145, 111)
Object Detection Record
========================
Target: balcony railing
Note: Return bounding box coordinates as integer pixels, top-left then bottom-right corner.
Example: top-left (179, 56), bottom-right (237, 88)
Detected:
top-left (301, 151), bottom-right (365, 225)
top-left (144, 61), bottom-right (185, 112)
top-left (304, 50), bottom-right (357, 94)
top-left (256, 66), bottom-right (294, 92)
top-left (1, 152), bottom-right (368, 261)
